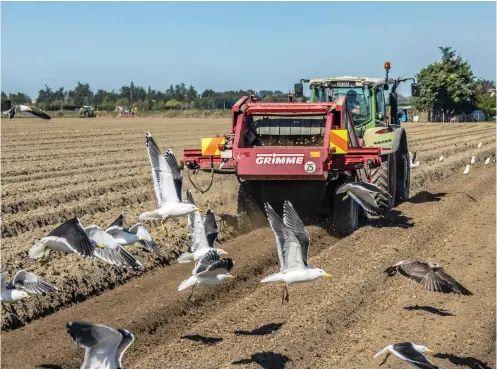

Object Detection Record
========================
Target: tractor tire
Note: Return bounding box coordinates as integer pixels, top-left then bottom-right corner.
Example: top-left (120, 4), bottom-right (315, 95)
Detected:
top-left (236, 181), bottom-right (266, 234)
top-left (395, 150), bottom-right (410, 206)
top-left (371, 153), bottom-right (397, 214)
top-left (331, 184), bottom-right (359, 237)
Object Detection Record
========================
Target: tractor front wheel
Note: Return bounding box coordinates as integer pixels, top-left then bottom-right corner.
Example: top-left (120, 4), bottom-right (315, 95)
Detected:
top-left (371, 153), bottom-right (397, 214)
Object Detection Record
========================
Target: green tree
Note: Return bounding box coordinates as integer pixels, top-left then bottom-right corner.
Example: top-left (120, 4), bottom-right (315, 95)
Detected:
top-left (68, 82), bottom-right (93, 106)
top-left (165, 99), bottom-right (181, 109)
top-left (412, 46), bottom-right (477, 118)
top-left (9, 92), bottom-right (31, 105)
top-left (475, 79), bottom-right (496, 116)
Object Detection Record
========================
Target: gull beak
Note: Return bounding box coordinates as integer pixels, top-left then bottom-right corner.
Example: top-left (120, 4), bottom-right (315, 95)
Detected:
top-left (97, 244), bottom-right (104, 249)
top-left (426, 349), bottom-right (434, 355)
top-left (323, 272), bottom-right (332, 278)
top-left (25, 295), bottom-right (30, 299)
top-left (195, 207), bottom-right (202, 212)
top-left (222, 250), bottom-right (229, 255)
top-left (228, 274), bottom-right (236, 278)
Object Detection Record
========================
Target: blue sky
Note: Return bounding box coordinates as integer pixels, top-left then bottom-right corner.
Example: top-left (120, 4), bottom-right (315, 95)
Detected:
top-left (1, 1), bottom-right (496, 98)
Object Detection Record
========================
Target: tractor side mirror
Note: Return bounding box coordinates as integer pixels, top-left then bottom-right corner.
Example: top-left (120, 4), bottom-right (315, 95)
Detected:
top-left (383, 84), bottom-right (389, 91)
top-left (294, 83), bottom-right (304, 98)
top-left (411, 83), bottom-right (420, 97)
top-left (398, 112), bottom-right (403, 118)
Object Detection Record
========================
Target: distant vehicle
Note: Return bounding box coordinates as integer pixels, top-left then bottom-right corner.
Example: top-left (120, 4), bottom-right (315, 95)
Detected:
top-left (79, 106), bottom-right (96, 118)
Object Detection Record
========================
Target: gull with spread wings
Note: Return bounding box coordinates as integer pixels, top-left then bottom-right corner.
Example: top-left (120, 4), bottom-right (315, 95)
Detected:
top-left (1, 270), bottom-right (58, 303)
top-left (374, 342), bottom-right (438, 369)
top-left (67, 321), bottom-right (134, 369)
top-left (139, 131), bottom-right (201, 236)
top-left (384, 260), bottom-right (473, 296)
top-left (261, 201), bottom-right (331, 304)
top-left (3, 104), bottom-right (51, 120)
top-left (178, 249), bottom-right (235, 300)
top-left (177, 189), bottom-right (226, 263)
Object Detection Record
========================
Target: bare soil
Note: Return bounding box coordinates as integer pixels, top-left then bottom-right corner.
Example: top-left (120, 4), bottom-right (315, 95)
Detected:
top-left (1, 118), bottom-right (495, 369)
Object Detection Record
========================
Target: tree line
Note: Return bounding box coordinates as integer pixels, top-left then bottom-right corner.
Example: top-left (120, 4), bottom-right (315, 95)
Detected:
top-left (2, 46), bottom-right (495, 117)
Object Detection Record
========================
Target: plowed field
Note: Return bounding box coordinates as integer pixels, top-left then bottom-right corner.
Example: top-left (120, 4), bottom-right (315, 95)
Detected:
top-left (1, 118), bottom-right (496, 369)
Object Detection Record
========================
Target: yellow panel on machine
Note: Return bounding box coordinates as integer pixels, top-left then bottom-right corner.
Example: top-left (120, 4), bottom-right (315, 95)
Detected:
top-left (201, 137), bottom-right (226, 156)
top-left (329, 129), bottom-right (348, 154)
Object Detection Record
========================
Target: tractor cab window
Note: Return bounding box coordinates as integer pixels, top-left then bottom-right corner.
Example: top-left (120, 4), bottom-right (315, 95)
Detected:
top-left (330, 87), bottom-right (371, 126)
top-left (375, 88), bottom-right (386, 119)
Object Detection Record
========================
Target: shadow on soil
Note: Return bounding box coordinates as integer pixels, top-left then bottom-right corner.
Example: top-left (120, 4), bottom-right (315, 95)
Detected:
top-left (36, 365), bottom-right (63, 369)
top-left (434, 353), bottom-right (494, 369)
top-left (234, 322), bottom-right (284, 336)
top-left (370, 209), bottom-right (414, 229)
top-left (404, 305), bottom-right (455, 317)
top-left (407, 191), bottom-right (447, 204)
top-left (181, 334), bottom-right (223, 345)
top-left (232, 352), bottom-right (292, 369)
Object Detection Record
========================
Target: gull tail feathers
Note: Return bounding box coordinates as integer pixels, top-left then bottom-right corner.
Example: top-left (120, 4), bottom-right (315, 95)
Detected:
top-left (29, 242), bottom-right (46, 259)
top-left (178, 276), bottom-right (197, 291)
top-left (177, 252), bottom-right (195, 263)
top-left (373, 346), bottom-right (390, 359)
top-left (260, 273), bottom-right (283, 283)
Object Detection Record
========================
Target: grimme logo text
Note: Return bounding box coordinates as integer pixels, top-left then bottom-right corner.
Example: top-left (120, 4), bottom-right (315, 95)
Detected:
top-left (255, 154), bottom-right (305, 165)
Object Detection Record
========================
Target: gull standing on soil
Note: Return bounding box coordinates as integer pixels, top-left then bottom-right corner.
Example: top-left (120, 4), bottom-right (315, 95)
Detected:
top-left (67, 321), bottom-right (134, 369)
top-left (178, 249), bottom-right (235, 300)
top-left (484, 157), bottom-right (491, 165)
top-left (3, 105), bottom-right (51, 120)
top-left (463, 164), bottom-right (470, 175)
top-left (28, 217), bottom-right (96, 262)
top-left (409, 151), bottom-right (419, 168)
top-left (139, 131), bottom-right (201, 236)
top-left (438, 155), bottom-right (444, 162)
top-left (335, 181), bottom-right (385, 216)
top-left (470, 155), bottom-right (476, 165)
top-left (478, 142), bottom-right (483, 148)
top-left (177, 190), bottom-right (225, 263)
top-left (261, 202), bottom-right (331, 304)
top-left (384, 260), bottom-right (473, 295)
top-left (106, 213), bottom-right (162, 254)
top-left (1, 270), bottom-right (59, 303)
top-left (83, 225), bottom-right (143, 270)
top-left (373, 342), bottom-right (437, 368)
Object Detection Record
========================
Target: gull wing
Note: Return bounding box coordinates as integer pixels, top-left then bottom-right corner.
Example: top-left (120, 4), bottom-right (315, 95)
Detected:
top-left (18, 105), bottom-right (51, 120)
top-left (10, 270), bottom-right (59, 294)
top-left (194, 250), bottom-right (234, 276)
top-left (115, 329), bottom-right (135, 369)
top-left (425, 267), bottom-right (473, 296)
top-left (128, 223), bottom-right (162, 253)
top-left (105, 213), bottom-right (125, 234)
top-left (44, 217), bottom-right (95, 257)
top-left (145, 131), bottom-right (179, 207)
top-left (186, 189), bottom-right (196, 235)
top-left (190, 211), bottom-right (210, 252)
top-left (348, 187), bottom-right (382, 215)
top-left (66, 321), bottom-right (123, 369)
top-left (165, 149), bottom-right (183, 202)
top-left (264, 202), bottom-right (305, 272)
top-left (283, 201), bottom-right (310, 267)
top-left (391, 343), bottom-right (438, 369)
top-left (203, 209), bottom-right (219, 248)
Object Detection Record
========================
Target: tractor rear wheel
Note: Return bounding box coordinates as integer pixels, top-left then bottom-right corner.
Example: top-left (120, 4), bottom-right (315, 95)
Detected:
top-left (236, 181), bottom-right (266, 233)
top-left (395, 151), bottom-right (410, 206)
top-left (371, 153), bottom-right (396, 214)
top-left (331, 184), bottom-right (359, 236)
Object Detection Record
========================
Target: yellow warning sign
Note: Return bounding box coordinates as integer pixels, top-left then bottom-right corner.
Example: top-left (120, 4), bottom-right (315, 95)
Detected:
top-left (310, 151), bottom-right (321, 158)
top-left (329, 129), bottom-right (348, 154)
top-left (201, 137), bottom-right (226, 156)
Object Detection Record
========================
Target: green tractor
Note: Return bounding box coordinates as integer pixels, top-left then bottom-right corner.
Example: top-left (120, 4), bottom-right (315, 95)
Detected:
top-left (79, 106), bottom-right (96, 118)
top-left (294, 62), bottom-right (420, 213)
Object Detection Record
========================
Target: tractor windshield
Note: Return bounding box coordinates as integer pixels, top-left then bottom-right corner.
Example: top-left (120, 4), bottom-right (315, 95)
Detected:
top-left (312, 86), bottom-right (372, 126)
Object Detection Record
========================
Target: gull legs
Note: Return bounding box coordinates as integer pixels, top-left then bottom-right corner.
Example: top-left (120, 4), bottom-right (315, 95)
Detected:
top-left (188, 285), bottom-right (196, 301)
top-left (161, 218), bottom-right (168, 237)
top-left (281, 285), bottom-right (290, 305)
top-left (379, 352), bottom-right (391, 366)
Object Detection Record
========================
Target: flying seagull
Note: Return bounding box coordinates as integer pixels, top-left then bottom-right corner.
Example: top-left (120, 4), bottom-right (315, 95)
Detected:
top-left (374, 342), bottom-right (437, 369)
top-left (83, 225), bottom-right (143, 270)
top-left (3, 105), bottom-right (51, 120)
top-left (178, 249), bottom-right (235, 300)
top-left (177, 190), bottom-right (225, 263)
top-left (105, 213), bottom-right (162, 254)
top-left (67, 321), bottom-right (134, 369)
top-left (409, 151), bottom-right (419, 168)
top-left (261, 202), bottom-right (331, 304)
top-left (335, 181), bottom-right (385, 216)
top-left (28, 217), bottom-right (96, 262)
top-left (139, 131), bottom-right (201, 236)
top-left (1, 270), bottom-right (59, 303)
top-left (463, 164), bottom-right (470, 175)
top-left (384, 260), bottom-right (473, 295)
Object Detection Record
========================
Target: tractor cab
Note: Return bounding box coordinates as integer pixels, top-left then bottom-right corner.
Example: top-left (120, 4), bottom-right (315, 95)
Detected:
top-left (294, 63), bottom-right (420, 137)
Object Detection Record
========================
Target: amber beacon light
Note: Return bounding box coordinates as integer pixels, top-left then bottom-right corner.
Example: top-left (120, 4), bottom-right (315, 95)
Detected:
top-left (384, 61), bottom-right (391, 71)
